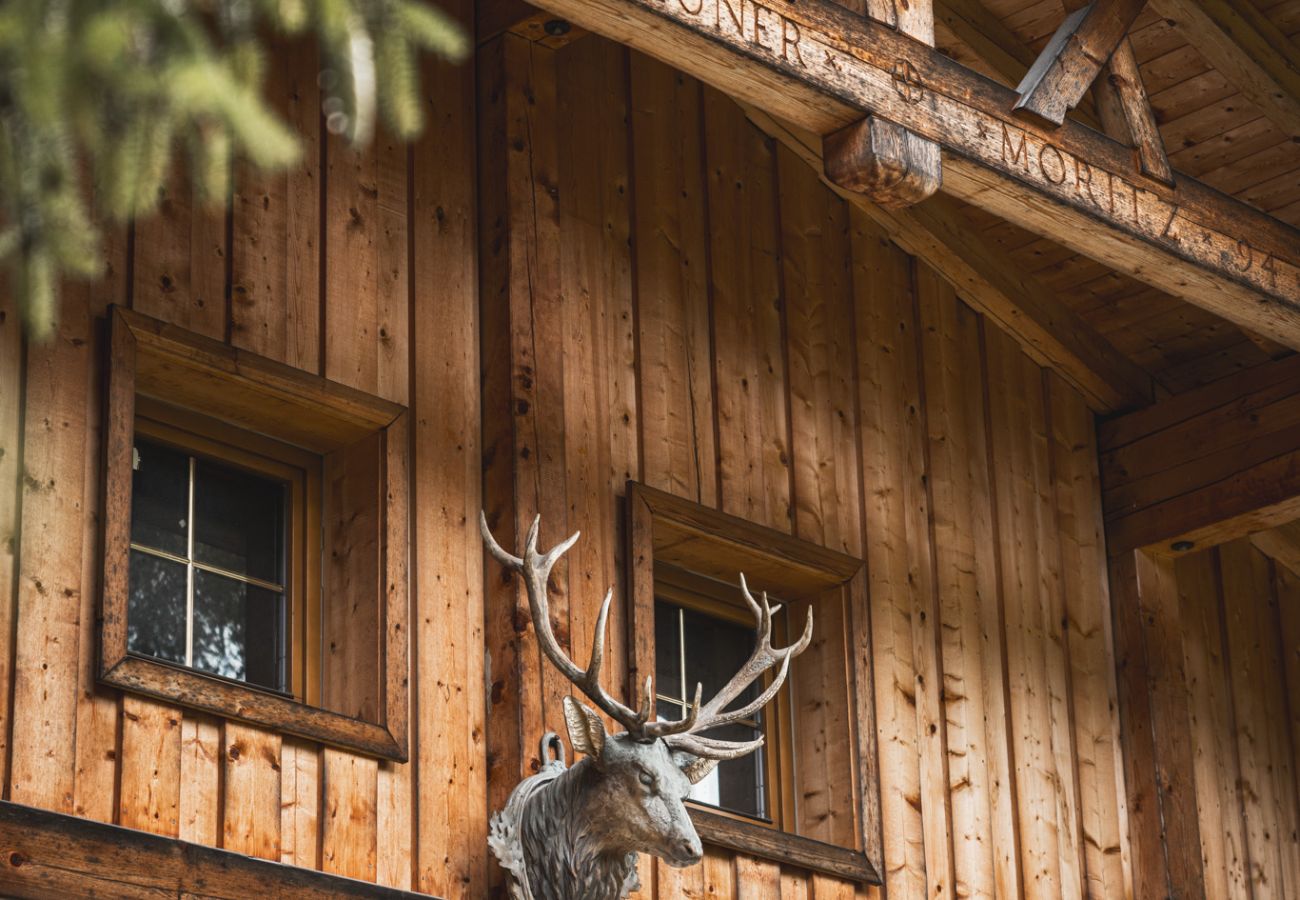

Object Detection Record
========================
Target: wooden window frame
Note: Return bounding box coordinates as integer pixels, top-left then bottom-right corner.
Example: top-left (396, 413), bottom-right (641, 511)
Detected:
top-left (626, 482), bottom-right (881, 884)
top-left (101, 306), bottom-right (410, 762)
top-left (131, 400), bottom-right (321, 703)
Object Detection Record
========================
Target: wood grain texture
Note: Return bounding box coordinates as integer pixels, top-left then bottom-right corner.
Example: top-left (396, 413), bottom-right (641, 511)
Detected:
top-left (222, 722), bottom-right (281, 861)
top-left (410, 4), bottom-right (488, 892)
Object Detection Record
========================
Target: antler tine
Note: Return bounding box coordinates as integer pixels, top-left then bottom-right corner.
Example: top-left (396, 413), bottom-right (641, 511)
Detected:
top-left (481, 513), bottom-right (649, 734)
top-left (669, 574), bottom-right (814, 753)
top-left (644, 682), bottom-right (703, 738)
top-left (666, 733), bottom-right (766, 761)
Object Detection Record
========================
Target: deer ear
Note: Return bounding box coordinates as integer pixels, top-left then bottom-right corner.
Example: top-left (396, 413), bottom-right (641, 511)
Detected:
top-left (563, 695), bottom-right (607, 758)
top-left (677, 754), bottom-right (719, 785)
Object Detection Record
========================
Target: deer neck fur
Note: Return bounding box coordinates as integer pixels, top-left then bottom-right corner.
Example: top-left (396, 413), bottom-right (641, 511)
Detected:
top-left (518, 757), bottom-right (640, 900)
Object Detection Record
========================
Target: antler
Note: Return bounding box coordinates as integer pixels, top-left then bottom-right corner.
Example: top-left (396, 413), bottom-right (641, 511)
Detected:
top-left (480, 513), bottom-right (814, 759)
top-left (481, 512), bottom-right (656, 735)
top-left (659, 574), bottom-right (814, 759)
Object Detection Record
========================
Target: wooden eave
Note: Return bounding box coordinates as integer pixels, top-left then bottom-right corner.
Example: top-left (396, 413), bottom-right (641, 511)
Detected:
top-left (516, 0), bottom-right (1300, 365)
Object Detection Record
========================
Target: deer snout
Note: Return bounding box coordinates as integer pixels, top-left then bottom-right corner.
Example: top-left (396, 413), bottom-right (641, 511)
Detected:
top-left (667, 834), bottom-right (703, 867)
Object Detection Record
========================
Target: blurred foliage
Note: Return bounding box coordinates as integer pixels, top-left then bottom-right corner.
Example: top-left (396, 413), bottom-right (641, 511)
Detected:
top-left (0, 0), bottom-right (468, 340)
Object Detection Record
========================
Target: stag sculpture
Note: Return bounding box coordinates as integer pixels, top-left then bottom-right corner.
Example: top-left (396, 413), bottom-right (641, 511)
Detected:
top-left (481, 513), bottom-right (813, 900)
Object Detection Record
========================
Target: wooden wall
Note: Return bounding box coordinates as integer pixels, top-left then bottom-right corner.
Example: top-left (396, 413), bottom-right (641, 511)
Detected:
top-left (0, 21), bottom-right (1137, 900)
top-left (1174, 541), bottom-right (1300, 900)
top-left (0, 3), bottom-right (486, 896)
top-left (477, 31), bottom-right (1132, 900)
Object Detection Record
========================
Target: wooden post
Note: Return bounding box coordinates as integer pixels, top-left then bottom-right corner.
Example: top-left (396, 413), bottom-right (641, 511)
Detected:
top-left (823, 0), bottom-right (941, 208)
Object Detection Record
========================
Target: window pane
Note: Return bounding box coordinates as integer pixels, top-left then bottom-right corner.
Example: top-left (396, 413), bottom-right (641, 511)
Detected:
top-left (654, 600), bottom-right (682, 705)
top-left (682, 606), bottom-right (761, 711)
top-left (193, 569), bottom-right (284, 691)
top-left (127, 549), bottom-right (187, 664)
top-left (691, 722), bottom-right (767, 819)
top-left (193, 459), bottom-right (285, 584)
top-left (130, 439), bottom-right (189, 556)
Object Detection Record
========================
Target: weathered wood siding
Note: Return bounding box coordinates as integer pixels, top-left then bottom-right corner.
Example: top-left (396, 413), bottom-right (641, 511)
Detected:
top-left (0, 25), bottom-right (1134, 900)
top-left (1172, 542), bottom-right (1300, 900)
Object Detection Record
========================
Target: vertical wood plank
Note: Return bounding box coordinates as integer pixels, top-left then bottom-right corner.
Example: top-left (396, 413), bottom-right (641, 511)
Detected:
top-left (703, 847), bottom-right (736, 898)
top-left (1048, 373), bottom-right (1129, 900)
top-left (230, 36), bottom-right (321, 371)
top-left (630, 52), bottom-right (717, 508)
top-left (279, 738), bottom-right (321, 869)
top-left (658, 856), bottom-right (706, 898)
top-left (703, 85), bottom-right (790, 533)
top-left (72, 221), bottom-right (129, 826)
top-left (1278, 564), bottom-right (1300, 880)
top-left (178, 713), bottom-right (221, 846)
top-left (321, 748), bottom-right (378, 881)
top-left (557, 36), bottom-right (638, 712)
top-left (222, 722), bottom-right (281, 861)
top-left (780, 868), bottom-right (811, 899)
top-left (412, 3), bottom-right (488, 892)
top-left (1174, 550), bottom-right (1251, 900)
top-left (477, 32), bottom-right (569, 852)
top-left (324, 123), bottom-right (408, 404)
top-left (10, 270), bottom-right (94, 813)
top-left (1220, 541), bottom-right (1300, 900)
top-left (851, 208), bottom-right (933, 900)
top-left (734, 856), bottom-right (780, 898)
top-left (986, 325), bottom-right (1082, 900)
top-left (0, 287), bottom-right (21, 797)
top-left (918, 275), bottom-right (1019, 900)
top-left (132, 161), bottom-right (228, 340)
top-left (117, 695), bottom-right (181, 836)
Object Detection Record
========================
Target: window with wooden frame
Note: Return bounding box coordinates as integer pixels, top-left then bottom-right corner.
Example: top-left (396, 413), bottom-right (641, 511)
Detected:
top-left (628, 482), bottom-right (881, 885)
top-left (101, 306), bottom-right (409, 761)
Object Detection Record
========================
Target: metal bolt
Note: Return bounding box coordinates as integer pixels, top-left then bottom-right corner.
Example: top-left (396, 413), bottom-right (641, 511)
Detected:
top-left (1171, 540), bottom-right (1195, 552)
top-left (544, 19), bottom-right (571, 36)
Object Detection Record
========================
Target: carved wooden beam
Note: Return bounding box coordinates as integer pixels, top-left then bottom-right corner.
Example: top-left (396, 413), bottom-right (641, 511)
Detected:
top-left (1093, 39), bottom-right (1172, 185)
top-left (824, 0), bottom-right (941, 207)
top-left (1149, 0), bottom-right (1300, 138)
top-left (1013, 0), bottom-right (1149, 127)
top-left (522, 0), bottom-right (1300, 349)
top-left (746, 104), bottom-right (1153, 412)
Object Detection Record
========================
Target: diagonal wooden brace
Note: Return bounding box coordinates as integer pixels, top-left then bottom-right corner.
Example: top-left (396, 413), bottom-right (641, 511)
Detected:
top-left (822, 0), bottom-right (942, 207)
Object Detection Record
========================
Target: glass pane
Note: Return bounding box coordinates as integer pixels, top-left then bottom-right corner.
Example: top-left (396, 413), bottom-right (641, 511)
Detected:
top-left (691, 722), bottom-right (767, 819)
top-left (130, 439), bottom-right (190, 556)
top-left (654, 600), bottom-right (682, 706)
top-left (193, 569), bottom-right (284, 691)
top-left (127, 549), bottom-right (187, 664)
top-left (193, 459), bottom-right (285, 584)
top-left (682, 606), bottom-right (762, 712)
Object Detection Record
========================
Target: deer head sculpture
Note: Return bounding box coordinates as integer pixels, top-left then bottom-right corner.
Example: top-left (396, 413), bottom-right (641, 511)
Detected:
top-left (482, 513), bottom-right (813, 900)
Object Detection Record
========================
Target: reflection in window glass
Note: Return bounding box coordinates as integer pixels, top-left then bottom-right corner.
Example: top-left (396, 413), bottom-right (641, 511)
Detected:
top-left (654, 599), bottom-right (769, 820)
top-left (127, 435), bottom-right (289, 693)
top-left (127, 549), bottom-right (187, 664)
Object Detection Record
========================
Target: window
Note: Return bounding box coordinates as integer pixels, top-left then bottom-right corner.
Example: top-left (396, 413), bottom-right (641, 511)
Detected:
top-left (654, 569), bottom-right (784, 822)
top-left (627, 482), bottom-right (881, 884)
top-left (101, 307), bottom-right (409, 761)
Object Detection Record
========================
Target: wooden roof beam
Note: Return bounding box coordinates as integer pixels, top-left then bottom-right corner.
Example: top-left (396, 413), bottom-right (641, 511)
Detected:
top-left (826, 0), bottom-right (942, 207)
top-left (1014, 0), bottom-right (1150, 127)
top-left (746, 104), bottom-right (1153, 412)
top-left (527, 0), bottom-right (1300, 348)
top-left (1149, 0), bottom-right (1300, 139)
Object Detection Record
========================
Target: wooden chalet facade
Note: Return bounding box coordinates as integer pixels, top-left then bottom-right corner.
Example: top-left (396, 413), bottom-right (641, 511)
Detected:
top-left (2, 0), bottom-right (1300, 897)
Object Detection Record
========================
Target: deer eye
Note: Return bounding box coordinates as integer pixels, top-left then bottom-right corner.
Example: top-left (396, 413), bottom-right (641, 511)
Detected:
top-left (637, 770), bottom-right (655, 788)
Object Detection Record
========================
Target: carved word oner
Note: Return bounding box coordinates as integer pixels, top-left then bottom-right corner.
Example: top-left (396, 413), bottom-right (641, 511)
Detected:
top-left (482, 514), bottom-right (813, 899)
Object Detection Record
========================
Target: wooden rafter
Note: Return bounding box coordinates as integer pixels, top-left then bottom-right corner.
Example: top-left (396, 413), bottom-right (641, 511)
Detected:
top-left (523, 0), bottom-right (1300, 350)
top-left (1250, 520), bottom-right (1300, 577)
top-left (744, 103), bottom-right (1153, 413)
top-left (1013, 0), bottom-right (1149, 127)
top-left (1093, 38), bottom-right (1173, 184)
top-left (1150, 0), bottom-right (1300, 139)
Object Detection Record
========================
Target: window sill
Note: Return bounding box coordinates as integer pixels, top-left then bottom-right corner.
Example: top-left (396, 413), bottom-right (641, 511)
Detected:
top-left (100, 653), bottom-right (407, 763)
top-left (691, 807), bottom-right (879, 884)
